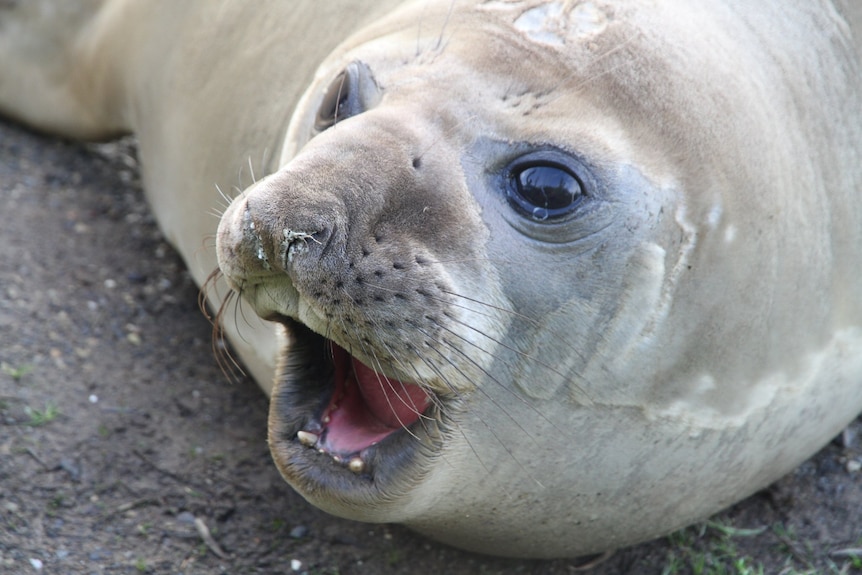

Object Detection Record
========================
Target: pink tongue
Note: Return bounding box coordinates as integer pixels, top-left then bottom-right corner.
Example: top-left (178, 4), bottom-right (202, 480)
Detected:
top-left (319, 348), bottom-right (433, 455)
top-left (351, 358), bottom-right (430, 428)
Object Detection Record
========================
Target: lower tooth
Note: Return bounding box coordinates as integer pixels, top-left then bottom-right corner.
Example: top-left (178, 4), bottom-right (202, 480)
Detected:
top-left (348, 457), bottom-right (365, 474)
top-left (296, 430), bottom-right (319, 448)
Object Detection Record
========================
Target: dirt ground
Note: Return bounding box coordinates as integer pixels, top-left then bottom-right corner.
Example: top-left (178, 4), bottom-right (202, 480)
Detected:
top-left (0, 118), bottom-right (860, 575)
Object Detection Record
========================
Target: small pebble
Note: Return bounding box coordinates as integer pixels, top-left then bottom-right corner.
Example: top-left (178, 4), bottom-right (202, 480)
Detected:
top-left (88, 395), bottom-right (98, 404)
top-left (29, 558), bottom-right (43, 570)
top-left (104, 279), bottom-right (117, 289)
top-left (176, 511), bottom-right (196, 524)
top-left (289, 525), bottom-right (308, 539)
top-left (842, 427), bottom-right (857, 449)
top-left (847, 459), bottom-right (861, 473)
top-left (290, 559), bottom-right (302, 571)
top-left (88, 550), bottom-right (104, 561)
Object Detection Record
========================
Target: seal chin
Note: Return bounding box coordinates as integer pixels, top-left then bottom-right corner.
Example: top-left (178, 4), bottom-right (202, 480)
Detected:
top-left (267, 318), bottom-right (445, 514)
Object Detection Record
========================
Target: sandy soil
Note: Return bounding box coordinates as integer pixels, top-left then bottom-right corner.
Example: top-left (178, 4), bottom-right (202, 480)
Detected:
top-left (0, 118), bottom-right (860, 574)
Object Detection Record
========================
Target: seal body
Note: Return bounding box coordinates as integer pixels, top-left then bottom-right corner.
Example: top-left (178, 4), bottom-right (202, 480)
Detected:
top-left (2, 0), bottom-right (861, 558)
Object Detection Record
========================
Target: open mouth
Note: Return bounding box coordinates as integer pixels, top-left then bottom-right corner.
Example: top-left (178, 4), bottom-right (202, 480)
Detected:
top-left (268, 318), bottom-right (443, 496)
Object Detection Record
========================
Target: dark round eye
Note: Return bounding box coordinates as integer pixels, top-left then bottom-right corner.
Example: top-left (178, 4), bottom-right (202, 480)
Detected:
top-left (507, 162), bottom-right (585, 221)
top-left (315, 62), bottom-right (379, 132)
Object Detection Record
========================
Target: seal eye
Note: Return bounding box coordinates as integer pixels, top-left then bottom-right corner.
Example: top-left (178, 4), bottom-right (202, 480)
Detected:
top-left (315, 62), bottom-right (379, 132)
top-left (507, 162), bottom-right (584, 221)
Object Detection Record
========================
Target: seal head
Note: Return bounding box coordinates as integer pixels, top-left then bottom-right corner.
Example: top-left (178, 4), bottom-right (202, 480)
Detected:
top-left (217, 0), bottom-right (862, 557)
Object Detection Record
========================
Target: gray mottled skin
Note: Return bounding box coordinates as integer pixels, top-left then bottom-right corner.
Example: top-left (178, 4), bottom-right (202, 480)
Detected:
top-left (2, 0), bottom-right (861, 558)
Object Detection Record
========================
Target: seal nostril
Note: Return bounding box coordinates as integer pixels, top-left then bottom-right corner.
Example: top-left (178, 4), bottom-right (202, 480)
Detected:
top-left (412, 157), bottom-right (422, 169)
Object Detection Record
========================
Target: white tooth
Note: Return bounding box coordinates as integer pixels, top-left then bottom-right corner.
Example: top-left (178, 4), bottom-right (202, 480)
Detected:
top-left (296, 430), bottom-right (318, 448)
top-left (348, 457), bottom-right (365, 474)
top-left (331, 454), bottom-right (343, 464)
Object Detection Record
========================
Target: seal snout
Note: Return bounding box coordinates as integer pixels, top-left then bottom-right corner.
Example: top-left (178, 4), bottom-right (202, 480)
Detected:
top-left (215, 168), bottom-right (349, 321)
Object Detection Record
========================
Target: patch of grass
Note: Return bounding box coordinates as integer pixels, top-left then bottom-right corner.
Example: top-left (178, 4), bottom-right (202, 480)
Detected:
top-left (1, 362), bottom-right (33, 381)
top-left (386, 549), bottom-right (405, 566)
top-left (134, 558), bottom-right (148, 572)
top-left (24, 403), bottom-right (59, 426)
top-left (663, 520), bottom-right (770, 575)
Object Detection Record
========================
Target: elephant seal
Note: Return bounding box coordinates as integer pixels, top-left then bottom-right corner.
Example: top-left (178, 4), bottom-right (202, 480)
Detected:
top-left (2, 0), bottom-right (862, 559)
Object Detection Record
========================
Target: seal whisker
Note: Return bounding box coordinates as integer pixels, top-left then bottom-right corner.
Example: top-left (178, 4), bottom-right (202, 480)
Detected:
top-left (439, 312), bottom-right (591, 400)
top-left (214, 183), bottom-right (236, 206)
top-left (360, 345), bottom-right (425, 441)
top-left (199, 269), bottom-right (247, 382)
top-left (247, 155), bottom-right (257, 184)
top-left (431, 0), bottom-right (456, 53)
top-left (413, 112), bottom-right (478, 163)
top-left (414, 321), bottom-right (563, 447)
top-left (418, 334), bottom-right (546, 490)
top-left (332, 290), bottom-right (441, 430)
top-left (426, 317), bottom-right (576, 434)
top-left (361, 328), bottom-right (445, 424)
top-left (360, 279), bottom-right (536, 327)
top-left (438, 287), bottom-right (541, 325)
top-left (543, 34), bottom-right (642, 108)
top-left (409, 348), bottom-right (497, 478)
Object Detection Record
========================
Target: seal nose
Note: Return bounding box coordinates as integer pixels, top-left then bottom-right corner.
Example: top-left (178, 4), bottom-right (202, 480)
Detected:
top-left (216, 171), bottom-right (345, 294)
top-left (216, 192), bottom-right (272, 291)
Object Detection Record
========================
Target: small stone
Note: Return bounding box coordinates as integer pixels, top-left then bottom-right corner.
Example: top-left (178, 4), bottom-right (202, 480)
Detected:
top-left (88, 395), bottom-right (98, 404)
top-left (88, 550), bottom-right (105, 561)
top-left (60, 457), bottom-right (81, 481)
top-left (290, 559), bottom-right (302, 571)
top-left (28, 558), bottom-right (43, 570)
top-left (176, 511), bottom-right (196, 524)
top-left (841, 427), bottom-right (857, 449)
top-left (104, 279), bottom-right (117, 289)
top-left (847, 459), bottom-right (861, 473)
top-left (289, 525), bottom-right (308, 539)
